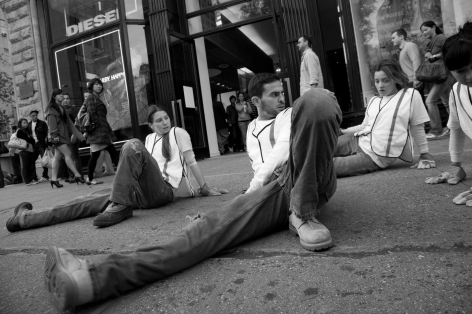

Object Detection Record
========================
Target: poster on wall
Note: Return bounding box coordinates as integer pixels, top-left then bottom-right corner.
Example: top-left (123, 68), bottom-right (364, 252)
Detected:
top-left (350, 0), bottom-right (472, 104)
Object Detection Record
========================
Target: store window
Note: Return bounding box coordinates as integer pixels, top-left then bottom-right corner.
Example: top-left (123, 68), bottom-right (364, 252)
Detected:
top-left (125, 0), bottom-right (148, 20)
top-left (350, 0), bottom-right (472, 106)
top-left (48, 0), bottom-right (119, 44)
top-left (54, 28), bottom-right (133, 141)
top-left (127, 24), bottom-right (156, 138)
top-left (187, 0), bottom-right (272, 35)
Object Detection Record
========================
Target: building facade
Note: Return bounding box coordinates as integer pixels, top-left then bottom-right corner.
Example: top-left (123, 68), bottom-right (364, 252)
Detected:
top-left (0, 0), bottom-right (471, 157)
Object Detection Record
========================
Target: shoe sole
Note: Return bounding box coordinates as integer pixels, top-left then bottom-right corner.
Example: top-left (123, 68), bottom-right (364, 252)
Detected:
top-left (44, 246), bottom-right (78, 311)
top-left (93, 211), bottom-right (133, 227)
top-left (289, 224), bottom-right (333, 251)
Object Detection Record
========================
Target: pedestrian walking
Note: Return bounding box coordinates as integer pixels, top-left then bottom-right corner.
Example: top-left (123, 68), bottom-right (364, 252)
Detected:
top-left (298, 34), bottom-right (324, 95)
top-left (212, 94), bottom-right (229, 155)
top-left (16, 118), bottom-right (37, 186)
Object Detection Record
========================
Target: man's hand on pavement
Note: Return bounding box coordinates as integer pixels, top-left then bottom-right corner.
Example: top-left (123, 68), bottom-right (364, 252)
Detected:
top-left (424, 165), bottom-right (466, 185)
top-left (411, 153), bottom-right (436, 169)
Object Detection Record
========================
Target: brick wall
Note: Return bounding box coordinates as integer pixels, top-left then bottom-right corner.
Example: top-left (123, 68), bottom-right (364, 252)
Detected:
top-left (0, 0), bottom-right (43, 120)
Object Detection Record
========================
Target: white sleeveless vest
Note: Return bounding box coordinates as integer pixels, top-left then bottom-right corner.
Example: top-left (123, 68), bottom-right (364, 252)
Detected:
top-left (145, 127), bottom-right (194, 195)
top-left (247, 118), bottom-right (276, 173)
top-left (450, 83), bottom-right (472, 139)
top-left (369, 88), bottom-right (414, 162)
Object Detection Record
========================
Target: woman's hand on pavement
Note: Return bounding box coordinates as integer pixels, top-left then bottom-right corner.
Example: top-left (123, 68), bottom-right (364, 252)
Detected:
top-left (425, 165), bottom-right (466, 185)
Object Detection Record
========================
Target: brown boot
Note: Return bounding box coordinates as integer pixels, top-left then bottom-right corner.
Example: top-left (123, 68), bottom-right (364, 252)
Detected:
top-left (6, 202), bottom-right (32, 232)
top-left (289, 213), bottom-right (333, 251)
top-left (44, 246), bottom-right (94, 311)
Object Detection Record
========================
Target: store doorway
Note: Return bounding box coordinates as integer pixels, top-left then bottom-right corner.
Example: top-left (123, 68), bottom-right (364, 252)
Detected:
top-left (203, 19), bottom-right (280, 112)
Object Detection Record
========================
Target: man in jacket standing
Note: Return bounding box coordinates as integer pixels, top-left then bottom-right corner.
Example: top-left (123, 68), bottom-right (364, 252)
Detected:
top-left (28, 110), bottom-right (49, 182)
top-left (212, 94), bottom-right (229, 155)
top-left (298, 35), bottom-right (324, 96)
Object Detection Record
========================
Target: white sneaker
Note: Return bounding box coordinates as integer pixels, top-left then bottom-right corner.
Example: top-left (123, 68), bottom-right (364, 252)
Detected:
top-left (38, 177), bottom-right (49, 183)
top-left (289, 213), bottom-right (333, 251)
top-left (442, 127), bottom-right (450, 136)
top-left (26, 181), bottom-right (38, 186)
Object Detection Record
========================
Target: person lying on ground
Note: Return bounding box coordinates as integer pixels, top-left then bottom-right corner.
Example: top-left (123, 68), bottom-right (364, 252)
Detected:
top-left (424, 22), bottom-right (472, 205)
top-left (6, 105), bottom-right (227, 233)
top-left (41, 74), bottom-right (342, 311)
top-left (337, 59), bottom-right (435, 177)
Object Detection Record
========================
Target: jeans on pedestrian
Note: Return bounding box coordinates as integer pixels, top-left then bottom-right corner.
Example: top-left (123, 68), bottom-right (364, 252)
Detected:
top-left (31, 144), bottom-right (49, 179)
top-left (229, 124), bottom-right (242, 150)
top-left (83, 89), bottom-right (341, 303)
top-left (19, 151), bottom-right (35, 184)
top-left (425, 76), bottom-right (453, 135)
top-left (238, 120), bottom-right (250, 150)
top-left (19, 139), bottom-right (174, 230)
top-left (333, 133), bottom-right (381, 177)
top-left (11, 153), bottom-right (22, 183)
top-left (67, 141), bottom-right (83, 179)
top-left (216, 128), bottom-right (229, 154)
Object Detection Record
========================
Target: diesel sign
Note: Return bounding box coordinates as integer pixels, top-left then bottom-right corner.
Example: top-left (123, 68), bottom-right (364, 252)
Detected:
top-left (66, 9), bottom-right (119, 37)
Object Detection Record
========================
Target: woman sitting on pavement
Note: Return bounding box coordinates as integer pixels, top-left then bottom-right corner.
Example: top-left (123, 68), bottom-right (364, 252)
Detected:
top-left (424, 22), bottom-right (472, 204)
top-left (15, 118), bottom-right (37, 186)
top-left (336, 59), bottom-right (435, 177)
top-left (46, 89), bottom-right (86, 188)
top-left (6, 105), bottom-right (227, 233)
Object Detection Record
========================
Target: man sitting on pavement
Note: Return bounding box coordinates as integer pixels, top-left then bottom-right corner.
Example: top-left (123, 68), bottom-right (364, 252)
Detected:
top-left (41, 73), bottom-right (342, 311)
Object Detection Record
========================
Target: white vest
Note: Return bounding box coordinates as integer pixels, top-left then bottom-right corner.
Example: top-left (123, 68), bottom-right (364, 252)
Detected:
top-left (369, 88), bottom-right (414, 162)
top-left (145, 127), bottom-right (190, 191)
top-left (450, 83), bottom-right (472, 139)
top-left (247, 118), bottom-right (277, 174)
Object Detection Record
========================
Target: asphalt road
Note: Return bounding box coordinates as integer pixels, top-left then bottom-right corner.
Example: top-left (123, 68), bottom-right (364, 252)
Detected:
top-left (1, 138), bottom-right (471, 314)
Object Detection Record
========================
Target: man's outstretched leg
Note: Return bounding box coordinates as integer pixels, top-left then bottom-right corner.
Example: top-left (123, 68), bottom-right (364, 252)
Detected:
top-left (6, 189), bottom-right (111, 232)
top-left (285, 89), bottom-right (341, 251)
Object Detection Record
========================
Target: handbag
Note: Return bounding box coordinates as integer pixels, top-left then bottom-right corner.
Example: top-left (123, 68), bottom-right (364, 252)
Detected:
top-left (7, 134), bottom-right (28, 151)
top-left (416, 60), bottom-right (448, 83)
top-left (40, 148), bottom-right (54, 169)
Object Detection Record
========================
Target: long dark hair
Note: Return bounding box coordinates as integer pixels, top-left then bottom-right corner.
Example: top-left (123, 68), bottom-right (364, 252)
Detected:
top-left (17, 118), bottom-right (28, 130)
top-left (443, 21), bottom-right (472, 71)
top-left (147, 105), bottom-right (172, 162)
top-left (45, 88), bottom-right (65, 118)
top-left (421, 21), bottom-right (443, 34)
top-left (373, 59), bottom-right (409, 91)
top-left (88, 78), bottom-right (104, 94)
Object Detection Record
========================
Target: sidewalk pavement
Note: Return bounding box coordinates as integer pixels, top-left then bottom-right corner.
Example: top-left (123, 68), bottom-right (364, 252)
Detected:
top-left (1, 139), bottom-right (471, 314)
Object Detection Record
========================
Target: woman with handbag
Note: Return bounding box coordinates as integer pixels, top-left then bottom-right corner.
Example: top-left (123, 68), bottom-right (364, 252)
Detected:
top-left (15, 118), bottom-right (37, 185)
top-left (84, 78), bottom-right (119, 185)
top-left (45, 89), bottom-right (86, 188)
top-left (235, 92), bottom-right (252, 151)
top-left (420, 21), bottom-right (455, 140)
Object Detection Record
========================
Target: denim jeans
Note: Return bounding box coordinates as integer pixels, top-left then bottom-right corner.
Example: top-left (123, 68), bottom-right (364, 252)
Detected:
top-left (31, 144), bottom-right (49, 179)
top-left (425, 76), bottom-right (454, 135)
top-left (333, 133), bottom-right (381, 177)
top-left (238, 120), bottom-right (250, 150)
top-left (216, 128), bottom-right (229, 154)
top-left (20, 139), bottom-right (174, 230)
top-left (83, 89), bottom-right (341, 302)
top-left (19, 151), bottom-right (35, 184)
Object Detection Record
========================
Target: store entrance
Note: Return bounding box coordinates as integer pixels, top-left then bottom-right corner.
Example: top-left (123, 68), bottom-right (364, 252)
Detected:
top-left (203, 19), bottom-right (281, 117)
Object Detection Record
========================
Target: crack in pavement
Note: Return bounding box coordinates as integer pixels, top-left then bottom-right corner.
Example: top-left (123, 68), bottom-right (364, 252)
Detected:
top-left (1, 242), bottom-right (471, 259)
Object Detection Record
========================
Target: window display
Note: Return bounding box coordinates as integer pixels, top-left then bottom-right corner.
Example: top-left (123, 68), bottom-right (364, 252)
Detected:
top-left (54, 29), bottom-right (132, 141)
top-left (350, 0), bottom-right (472, 106)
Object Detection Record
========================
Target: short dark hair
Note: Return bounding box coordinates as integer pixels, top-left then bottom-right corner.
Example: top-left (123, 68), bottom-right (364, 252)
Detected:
top-left (87, 78), bottom-right (104, 93)
top-left (373, 59), bottom-right (409, 90)
top-left (248, 73), bottom-right (280, 98)
top-left (30, 109), bottom-right (39, 115)
top-left (62, 92), bottom-right (70, 97)
top-left (11, 125), bottom-right (17, 132)
top-left (229, 95), bottom-right (236, 101)
top-left (443, 21), bottom-right (472, 71)
top-left (300, 34), bottom-right (312, 48)
top-left (421, 21), bottom-right (443, 34)
top-left (392, 29), bottom-right (407, 40)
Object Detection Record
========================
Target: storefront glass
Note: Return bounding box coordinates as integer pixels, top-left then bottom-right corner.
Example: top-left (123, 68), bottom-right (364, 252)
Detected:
top-left (54, 28), bottom-right (133, 141)
top-left (187, 0), bottom-right (272, 35)
top-left (185, 0), bottom-right (237, 13)
top-left (48, 0), bottom-right (120, 44)
top-left (349, 0), bottom-right (472, 106)
top-left (125, 0), bottom-right (147, 19)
